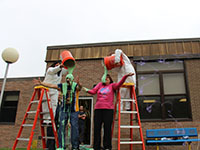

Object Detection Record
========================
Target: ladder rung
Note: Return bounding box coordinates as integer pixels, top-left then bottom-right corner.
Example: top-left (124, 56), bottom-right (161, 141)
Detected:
top-left (120, 111), bottom-right (137, 114)
top-left (120, 125), bottom-right (140, 129)
top-left (121, 98), bottom-right (135, 102)
top-left (31, 100), bottom-right (39, 104)
top-left (17, 138), bottom-right (30, 141)
top-left (120, 141), bottom-right (143, 144)
top-left (31, 99), bottom-right (47, 104)
top-left (22, 124), bottom-right (33, 127)
top-left (40, 111), bottom-right (49, 115)
top-left (43, 136), bottom-right (55, 139)
top-left (27, 111), bottom-right (37, 114)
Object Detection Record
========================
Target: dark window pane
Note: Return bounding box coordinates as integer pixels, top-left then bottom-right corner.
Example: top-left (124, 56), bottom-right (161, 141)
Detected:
top-left (0, 91), bottom-right (20, 123)
top-left (138, 96), bottom-right (162, 120)
top-left (0, 108), bottom-right (17, 122)
top-left (164, 95), bottom-right (190, 119)
top-left (3, 101), bottom-right (18, 107)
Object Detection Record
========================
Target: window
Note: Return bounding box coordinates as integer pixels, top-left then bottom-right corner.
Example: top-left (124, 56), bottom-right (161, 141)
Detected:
top-left (0, 91), bottom-right (20, 123)
top-left (136, 60), bottom-right (191, 121)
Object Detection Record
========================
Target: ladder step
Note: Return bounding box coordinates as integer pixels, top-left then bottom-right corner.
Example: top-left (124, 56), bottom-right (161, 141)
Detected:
top-left (40, 111), bottom-right (50, 115)
top-left (121, 98), bottom-right (135, 102)
top-left (31, 100), bottom-right (39, 104)
top-left (22, 124), bottom-right (33, 127)
top-left (17, 138), bottom-right (30, 141)
top-left (120, 125), bottom-right (140, 129)
top-left (31, 99), bottom-right (47, 104)
top-left (43, 136), bottom-right (55, 140)
top-left (27, 111), bottom-right (37, 114)
top-left (120, 111), bottom-right (137, 114)
top-left (120, 141), bottom-right (143, 144)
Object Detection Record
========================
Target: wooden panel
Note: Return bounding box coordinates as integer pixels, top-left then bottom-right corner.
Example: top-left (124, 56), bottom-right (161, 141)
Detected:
top-left (72, 48), bottom-right (82, 59)
top-left (101, 46), bottom-right (113, 58)
top-left (45, 50), bottom-right (53, 61)
top-left (50, 49), bottom-right (60, 61)
top-left (46, 38), bottom-right (200, 61)
top-left (175, 42), bottom-right (184, 54)
top-left (131, 44), bottom-right (142, 56)
top-left (158, 43), bottom-right (167, 55)
top-left (141, 44), bottom-right (151, 56)
top-left (79, 47), bottom-right (88, 59)
top-left (57, 49), bottom-right (62, 59)
top-left (126, 44), bottom-right (134, 56)
top-left (191, 41), bottom-right (200, 53)
top-left (166, 42), bottom-right (177, 55)
top-left (91, 47), bottom-right (104, 59)
top-left (150, 43), bottom-right (161, 56)
top-left (93, 46), bottom-right (102, 58)
top-left (69, 48), bottom-right (77, 59)
top-left (183, 42), bottom-right (192, 54)
top-left (118, 45), bottom-right (129, 55)
top-left (109, 45), bottom-right (122, 54)
top-left (87, 47), bottom-right (94, 59)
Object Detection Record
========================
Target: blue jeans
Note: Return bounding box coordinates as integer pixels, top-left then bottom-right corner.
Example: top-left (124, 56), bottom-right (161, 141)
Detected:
top-left (57, 105), bottom-right (79, 149)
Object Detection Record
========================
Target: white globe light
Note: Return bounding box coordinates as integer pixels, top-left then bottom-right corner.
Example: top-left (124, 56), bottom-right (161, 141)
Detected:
top-left (2, 48), bottom-right (19, 63)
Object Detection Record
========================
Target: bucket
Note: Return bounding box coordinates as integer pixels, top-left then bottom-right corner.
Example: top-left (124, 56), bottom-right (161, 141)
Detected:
top-left (60, 50), bottom-right (75, 69)
top-left (104, 54), bottom-right (124, 70)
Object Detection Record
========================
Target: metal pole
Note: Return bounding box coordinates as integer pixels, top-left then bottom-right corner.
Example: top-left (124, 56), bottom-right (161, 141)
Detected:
top-left (0, 63), bottom-right (9, 109)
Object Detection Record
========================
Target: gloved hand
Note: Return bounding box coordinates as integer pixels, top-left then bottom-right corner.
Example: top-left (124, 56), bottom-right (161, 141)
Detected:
top-left (83, 87), bottom-right (89, 92)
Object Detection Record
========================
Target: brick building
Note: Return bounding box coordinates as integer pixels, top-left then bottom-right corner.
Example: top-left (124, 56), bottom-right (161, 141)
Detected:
top-left (0, 38), bottom-right (200, 149)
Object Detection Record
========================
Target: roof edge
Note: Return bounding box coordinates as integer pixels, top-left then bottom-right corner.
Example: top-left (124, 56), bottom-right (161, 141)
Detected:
top-left (47, 37), bottom-right (200, 50)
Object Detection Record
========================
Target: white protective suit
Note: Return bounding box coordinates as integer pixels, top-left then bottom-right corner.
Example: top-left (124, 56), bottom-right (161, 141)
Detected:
top-left (42, 65), bottom-right (67, 123)
top-left (115, 49), bottom-right (136, 110)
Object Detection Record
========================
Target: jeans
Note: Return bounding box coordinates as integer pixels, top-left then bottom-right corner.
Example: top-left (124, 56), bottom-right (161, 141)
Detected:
top-left (57, 105), bottom-right (79, 149)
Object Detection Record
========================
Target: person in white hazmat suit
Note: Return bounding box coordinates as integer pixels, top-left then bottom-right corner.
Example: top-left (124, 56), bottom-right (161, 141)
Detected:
top-left (42, 60), bottom-right (67, 150)
top-left (114, 49), bottom-right (136, 110)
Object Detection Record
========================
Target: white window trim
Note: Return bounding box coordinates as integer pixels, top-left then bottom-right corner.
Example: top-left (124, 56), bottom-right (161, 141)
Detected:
top-left (79, 96), bottom-right (93, 146)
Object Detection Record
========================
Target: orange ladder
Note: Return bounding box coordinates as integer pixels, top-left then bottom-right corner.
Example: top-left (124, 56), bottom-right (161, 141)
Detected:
top-left (112, 83), bottom-right (145, 150)
top-left (12, 86), bottom-right (59, 150)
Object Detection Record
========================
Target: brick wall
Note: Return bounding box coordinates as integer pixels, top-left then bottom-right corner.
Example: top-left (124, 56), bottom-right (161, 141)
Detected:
top-left (0, 77), bottom-right (43, 148)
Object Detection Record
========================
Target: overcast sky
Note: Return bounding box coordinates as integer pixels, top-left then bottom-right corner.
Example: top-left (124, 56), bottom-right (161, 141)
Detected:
top-left (0, 0), bottom-right (200, 78)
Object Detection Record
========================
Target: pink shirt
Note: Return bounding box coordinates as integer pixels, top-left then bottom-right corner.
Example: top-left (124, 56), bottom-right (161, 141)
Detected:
top-left (88, 75), bottom-right (128, 109)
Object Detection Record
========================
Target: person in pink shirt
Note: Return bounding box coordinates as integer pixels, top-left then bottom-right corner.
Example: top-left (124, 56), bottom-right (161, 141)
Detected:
top-left (83, 73), bottom-right (134, 150)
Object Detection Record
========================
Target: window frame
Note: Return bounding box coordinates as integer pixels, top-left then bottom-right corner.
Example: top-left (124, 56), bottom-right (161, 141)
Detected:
top-left (136, 60), bottom-right (192, 122)
top-left (78, 96), bottom-right (94, 146)
top-left (0, 91), bottom-right (20, 124)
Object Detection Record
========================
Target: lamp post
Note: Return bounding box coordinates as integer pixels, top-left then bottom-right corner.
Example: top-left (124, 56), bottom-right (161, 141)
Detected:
top-left (0, 48), bottom-right (19, 109)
